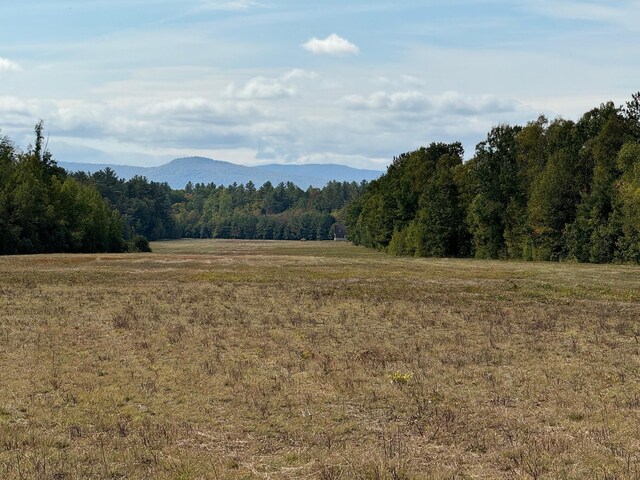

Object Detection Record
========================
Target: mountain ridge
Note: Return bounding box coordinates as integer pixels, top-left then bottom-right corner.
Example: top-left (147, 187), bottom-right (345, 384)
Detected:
top-left (59, 156), bottom-right (383, 189)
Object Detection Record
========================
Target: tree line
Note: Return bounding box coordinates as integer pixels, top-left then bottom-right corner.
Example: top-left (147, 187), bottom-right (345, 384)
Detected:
top-left (6, 93), bottom-right (640, 262)
top-left (71, 170), bottom-right (365, 242)
top-left (346, 94), bottom-right (640, 263)
top-left (172, 179), bottom-right (363, 240)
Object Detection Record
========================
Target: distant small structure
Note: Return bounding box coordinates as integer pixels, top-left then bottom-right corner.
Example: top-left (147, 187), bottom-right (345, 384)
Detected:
top-left (333, 224), bottom-right (347, 241)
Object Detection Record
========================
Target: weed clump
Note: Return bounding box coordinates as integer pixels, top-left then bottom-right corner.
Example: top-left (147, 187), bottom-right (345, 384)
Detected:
top-left (389, 371), bottom-right (413, 385)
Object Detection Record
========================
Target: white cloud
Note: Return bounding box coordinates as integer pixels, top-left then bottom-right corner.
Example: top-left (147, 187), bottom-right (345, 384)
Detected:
top-left (344, 90), bottom-right (522, 116)
top-left (0, 97), bottom-right (34, 115)
top-left (0, 58), bottom-right (21, 72)
top-left (249, 121), bottom-right (290, 137)
top-left (137, 98), bottom-right (261, 122)
top-left (225, 70), bottom-right (317, 100)
top-left (0, 93), bottom-right (274, 151)
top-left (282, 68), bottom-right (318, 81)
top-left (344, 91), bottom-right (430, 112)
top-left (226, 77), bottom-right (295, 100)
top-left (433, 91), bottom-right (522, 115)
top-left (302, 34), bottom-right (359, 56)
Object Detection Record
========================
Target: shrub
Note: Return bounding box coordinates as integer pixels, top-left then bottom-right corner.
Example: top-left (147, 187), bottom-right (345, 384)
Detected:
top-left (129, 235), bottom-right (152, 252)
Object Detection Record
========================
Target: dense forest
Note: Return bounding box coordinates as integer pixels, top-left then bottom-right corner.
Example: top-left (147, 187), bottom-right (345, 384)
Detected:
top-left (0, 123), bottom-right (126, 254)
top-left (1, 125), bottom-right (363, 254)
top-left (72, 170), bottom-right (364, 241)
top-left (346, 93), bottom-right (640, 263)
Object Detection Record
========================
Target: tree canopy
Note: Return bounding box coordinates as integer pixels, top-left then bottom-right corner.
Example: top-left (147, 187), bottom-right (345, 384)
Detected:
top-left (71, 172), bottom-right (365, 242)
top-left (0, 124), bottom-right (125, 254)
top-left (346, 93), bottom-right (640, 263)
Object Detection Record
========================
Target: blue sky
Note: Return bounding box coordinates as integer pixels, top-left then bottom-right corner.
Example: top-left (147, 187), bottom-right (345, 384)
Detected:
top-left (1, 0), bottom-right (639, 169)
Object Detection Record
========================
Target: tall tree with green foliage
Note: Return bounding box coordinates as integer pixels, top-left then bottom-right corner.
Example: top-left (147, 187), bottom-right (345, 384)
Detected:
top-left (566, 105), bottom-right (629, 262)
top-left (614, 143), bottom-right (640, 261)
top-left (466, 125), bottom-right (521, 258)
top-left (347, 93), bottom-right (640, 264)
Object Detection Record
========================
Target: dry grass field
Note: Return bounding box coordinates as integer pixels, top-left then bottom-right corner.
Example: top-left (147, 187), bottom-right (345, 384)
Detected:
top-left (2, 240), bottom-right (640, 479)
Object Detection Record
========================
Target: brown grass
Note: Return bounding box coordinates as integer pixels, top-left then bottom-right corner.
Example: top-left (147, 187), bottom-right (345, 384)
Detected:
top-left (1, 239), bottom-right (640, 479)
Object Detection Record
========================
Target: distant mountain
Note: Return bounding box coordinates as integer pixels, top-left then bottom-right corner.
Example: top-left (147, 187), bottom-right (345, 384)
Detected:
top-left (58, 157), bottom-right (383, 189)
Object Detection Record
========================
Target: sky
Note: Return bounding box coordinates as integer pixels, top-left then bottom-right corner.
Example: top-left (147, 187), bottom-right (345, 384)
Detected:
top-left (1, 0), bottom-right (639, 169)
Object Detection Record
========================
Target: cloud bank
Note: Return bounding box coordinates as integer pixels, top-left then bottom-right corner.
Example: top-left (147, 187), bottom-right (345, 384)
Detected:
top-left (2, 1), bottom-right (638, 168)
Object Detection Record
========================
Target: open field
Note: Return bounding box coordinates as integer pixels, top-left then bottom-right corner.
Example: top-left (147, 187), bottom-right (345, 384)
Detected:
top-left (2, 240), bottom-right (640, 479)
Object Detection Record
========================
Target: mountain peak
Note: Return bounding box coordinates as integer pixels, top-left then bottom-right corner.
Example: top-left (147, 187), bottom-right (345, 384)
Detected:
top-left (167, 156), bottom-right (219, 166)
